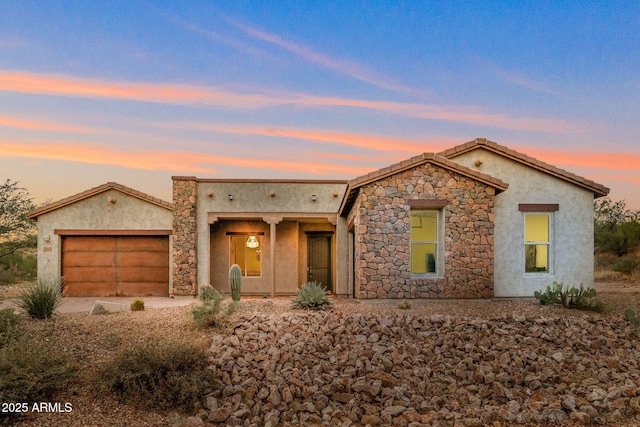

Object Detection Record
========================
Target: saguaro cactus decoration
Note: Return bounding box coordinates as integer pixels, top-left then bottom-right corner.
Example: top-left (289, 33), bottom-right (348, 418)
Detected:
top-left (229, 264), bottom-right (242, 301)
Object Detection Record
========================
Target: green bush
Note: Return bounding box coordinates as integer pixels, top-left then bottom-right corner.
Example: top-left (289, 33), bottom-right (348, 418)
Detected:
top-left (624, 307), bottom-right (640, 338)
top-left (0, 249), bottom-right (37, 284)
top-left (534, 282), bottom-right (610, 312)
top-left (191, 286), bottom-right (238, 328)
top-left (0, 307), bottom-right (20, 348)
top-left (291, 281), bottom-right (332, 310)
top-left (14, 278), bottom-right (64, 319)
top-left (98, 337), bottom-right (215, 413)
top-left (130, 298), bottom-right (145, 311)
top-left (611, 256), bottom-right (640, 275)
top-left (0, 334), bottom-right (76, 406)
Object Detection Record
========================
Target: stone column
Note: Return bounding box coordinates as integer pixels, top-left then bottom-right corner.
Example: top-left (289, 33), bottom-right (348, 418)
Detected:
top-left (172, 177), bottom-right (198, 295)
top-left (263, 216), bottom-right (282, 298)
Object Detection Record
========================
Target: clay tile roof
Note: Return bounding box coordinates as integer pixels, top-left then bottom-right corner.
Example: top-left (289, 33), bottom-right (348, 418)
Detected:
top-left (339, 153), bottom-right (509, 215)
top-left (439, 138), bottom-right (610, 198)
top-left (26, 182), bottom-right (173, 219)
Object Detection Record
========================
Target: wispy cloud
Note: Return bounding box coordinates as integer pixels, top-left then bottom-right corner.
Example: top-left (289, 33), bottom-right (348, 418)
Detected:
top-left (0, 115), bottom-right (94, 133)
top-left (157, 122), bottom-right (454, 154)
top-left (224, 17), bottom-right (424, 97)
top-left (0, 70), bottom-right (584, 132)
top-left (522, 146), bottom-right (640, 174)
top-left (164, 14), bottom-right (273, 61)
top-left (483, 61), bottom-right (562, 96)
top-left (0, 139), bottom-right (372, 176)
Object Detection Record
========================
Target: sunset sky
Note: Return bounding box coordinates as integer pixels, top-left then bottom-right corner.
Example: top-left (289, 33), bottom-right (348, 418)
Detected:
top-left (1, 1), bottom-right (639, 208)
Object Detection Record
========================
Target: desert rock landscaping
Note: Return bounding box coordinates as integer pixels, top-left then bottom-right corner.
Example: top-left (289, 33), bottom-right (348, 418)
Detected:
top-left (3, 279), bottom-right (640, 427)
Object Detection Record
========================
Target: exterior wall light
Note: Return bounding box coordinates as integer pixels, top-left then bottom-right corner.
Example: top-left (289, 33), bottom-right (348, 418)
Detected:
top-left (228, 194), bottom-right (233, 201)
top-left (108, 196), bottom-right (116, 204)
top-left (311, 195), bottom-right (317, 201)
top-left (207, 191), bottom-right (214, 197)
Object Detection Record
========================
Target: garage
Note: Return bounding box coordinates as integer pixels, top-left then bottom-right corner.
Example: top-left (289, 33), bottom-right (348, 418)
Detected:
top-left (26, 182), bottom-right (174, 297)
top-left (61, 234), bottom-right (169, 297)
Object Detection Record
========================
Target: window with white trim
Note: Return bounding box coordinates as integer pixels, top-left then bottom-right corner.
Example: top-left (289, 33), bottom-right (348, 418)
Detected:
top-left (410, 210), bottom-right (438, 275)
top-left (524, 213), bottom-right (551, 273)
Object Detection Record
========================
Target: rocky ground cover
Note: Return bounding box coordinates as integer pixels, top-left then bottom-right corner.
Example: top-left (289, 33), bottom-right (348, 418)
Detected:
top-left (5, 279), bottom-right (640, 427)
top-left (198, 300), bottom-right (640, 427)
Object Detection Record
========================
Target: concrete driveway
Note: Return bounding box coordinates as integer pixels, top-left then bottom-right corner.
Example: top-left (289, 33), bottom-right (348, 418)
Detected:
top-left (0, 295), bottom-right (199, 313)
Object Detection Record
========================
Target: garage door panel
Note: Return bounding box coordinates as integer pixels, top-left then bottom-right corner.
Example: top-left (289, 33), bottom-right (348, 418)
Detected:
top-left (118, 266), bottom-right (169, 282)
top-left (117, 281), bottom-right (169, 297)
top-left (63, 252), bottom-right (116, 267)
top-left (64, 282), bottom-right (119, 297)
top-left (117, 236), bottom-right (168, 251)
top-left (63, 266), bottom-right (117, 282)
top-left (61, 235), bottom-right (169, 297)
top-left (118, 252), bottom-right (169, 268)
top-left (63, 236), bottom-right (118, 251)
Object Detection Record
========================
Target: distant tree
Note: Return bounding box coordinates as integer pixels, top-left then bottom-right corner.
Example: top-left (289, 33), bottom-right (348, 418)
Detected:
top-left (0, 179), bottom-right (36, 258)
top-left (594, 197), bottom-right (640, 256)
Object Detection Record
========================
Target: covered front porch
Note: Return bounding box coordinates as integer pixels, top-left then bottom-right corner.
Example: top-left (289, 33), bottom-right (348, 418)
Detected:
top-left (206, 213), bottom-right (345, 296)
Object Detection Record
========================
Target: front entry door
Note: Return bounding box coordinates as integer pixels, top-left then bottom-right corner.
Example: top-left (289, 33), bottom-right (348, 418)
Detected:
top-left (307, 234), bottom-right (332, 292)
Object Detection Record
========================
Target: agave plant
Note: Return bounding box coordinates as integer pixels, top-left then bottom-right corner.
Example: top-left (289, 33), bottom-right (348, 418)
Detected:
top-left (291, 281), bottom-right (332, 310)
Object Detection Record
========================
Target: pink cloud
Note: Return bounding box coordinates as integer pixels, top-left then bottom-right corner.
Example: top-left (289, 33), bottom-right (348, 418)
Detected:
top-left (0, 115), bottom-right (94, 133)
top-left (0, 140), bottom-right (371, 177)
top-left (0, 70), bottom-right (584, 132)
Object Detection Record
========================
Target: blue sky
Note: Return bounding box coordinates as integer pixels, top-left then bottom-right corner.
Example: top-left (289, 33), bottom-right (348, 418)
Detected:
top-left (1, 1), bottom-right (638, 208)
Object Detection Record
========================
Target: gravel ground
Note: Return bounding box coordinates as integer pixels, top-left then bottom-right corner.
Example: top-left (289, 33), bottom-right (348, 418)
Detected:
top-left (5, 297), bottom-right (640, 426)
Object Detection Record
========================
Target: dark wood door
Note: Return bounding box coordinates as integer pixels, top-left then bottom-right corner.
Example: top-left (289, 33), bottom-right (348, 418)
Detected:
top-left (61, 236), bottom-right (169, 297)
top-left (307, 234), bottom-right (332, 292)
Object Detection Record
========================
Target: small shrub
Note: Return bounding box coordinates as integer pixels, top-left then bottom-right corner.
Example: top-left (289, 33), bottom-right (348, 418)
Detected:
top-left (0, 334), bottom-right (76, 406)
top-left (14, 278), bottom-right (64, 319)
top-left (624, 307), bottom-right (640, 338)
top-left (0, 307), bottom-right (21, 347)
top-left (191, 286), bottom-right (237, 328)
top-left (398, 300), bottom-right (412, 310)
top-left (97, 336), bottom-right (215, 413)
top-left (534, 282), bottom-right (610, 312)
top-left (130, 298), bottom-right (145, 311)
top-left (291, 281), bottom-right (332, 310)
top-left (611, 256), bottom-right (640, 275)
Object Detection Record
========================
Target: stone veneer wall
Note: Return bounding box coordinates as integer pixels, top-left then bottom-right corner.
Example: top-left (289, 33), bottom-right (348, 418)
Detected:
top-left (172, 177), bottom-right (198, 295)
top-left (351, 163), bottom-right (496, 299)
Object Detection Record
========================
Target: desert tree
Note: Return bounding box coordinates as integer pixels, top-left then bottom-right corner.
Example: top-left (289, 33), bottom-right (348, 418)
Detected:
top-left (0, 179), bottom-right (36, 258)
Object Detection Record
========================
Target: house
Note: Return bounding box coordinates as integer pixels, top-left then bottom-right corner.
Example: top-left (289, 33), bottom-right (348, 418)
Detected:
top-left (28, 138), bottom-right (609, 298)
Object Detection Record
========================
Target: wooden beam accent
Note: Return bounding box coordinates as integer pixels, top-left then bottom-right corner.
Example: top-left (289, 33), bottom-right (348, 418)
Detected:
top-left (407, 200), bottom-right (449, 208)
top-left (518, 203), bottom-right (559, 212)
top-left (55, 229), bottom-right (172, 236)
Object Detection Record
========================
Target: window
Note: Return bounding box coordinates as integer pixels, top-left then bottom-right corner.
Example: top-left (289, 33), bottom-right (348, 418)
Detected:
top-left (524, 213), bottom-right (550, 273)
top-left (411, 210), bottom-right (438, 274)
top-left (230, 235), bottom-right (262, 277)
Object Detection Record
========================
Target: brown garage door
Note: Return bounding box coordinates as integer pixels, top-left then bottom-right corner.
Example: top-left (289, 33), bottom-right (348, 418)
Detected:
top-left (61, 235), bottom-right (169, 297)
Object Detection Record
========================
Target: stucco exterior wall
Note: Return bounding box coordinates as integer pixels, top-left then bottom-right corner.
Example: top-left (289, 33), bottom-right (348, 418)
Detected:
top-left (35, 189), bottom-right (173, 284)
top-left (349, 163), bottom-right (497, 299)
top-left (450, 149), bottom-right (596, 296)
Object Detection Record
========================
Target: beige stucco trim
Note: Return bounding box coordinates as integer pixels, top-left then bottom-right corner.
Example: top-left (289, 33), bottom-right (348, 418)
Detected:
top-left (208, 212), bottom-right (338, 224)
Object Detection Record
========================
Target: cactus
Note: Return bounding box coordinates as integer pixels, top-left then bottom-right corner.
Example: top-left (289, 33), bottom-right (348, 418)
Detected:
top-left (229, 264), bottom-right (242, 301)
top-left (534, 282), bottom-right (610, 312)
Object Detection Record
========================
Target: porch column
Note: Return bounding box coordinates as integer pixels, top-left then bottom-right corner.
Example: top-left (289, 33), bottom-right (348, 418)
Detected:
top-left (263, 216), bottom-right (282, 298)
